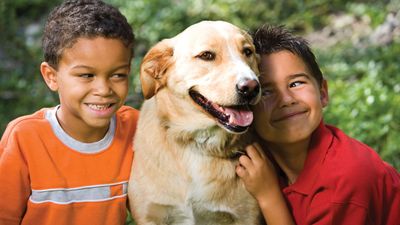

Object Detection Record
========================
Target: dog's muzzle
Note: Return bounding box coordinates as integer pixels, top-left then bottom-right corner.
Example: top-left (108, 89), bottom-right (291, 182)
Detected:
top-left (189, 79), bottom-right (260, 134)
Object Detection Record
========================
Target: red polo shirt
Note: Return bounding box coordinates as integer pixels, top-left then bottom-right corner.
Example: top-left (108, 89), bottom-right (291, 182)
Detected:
top-left (280, 122), bottom-right (400, 225)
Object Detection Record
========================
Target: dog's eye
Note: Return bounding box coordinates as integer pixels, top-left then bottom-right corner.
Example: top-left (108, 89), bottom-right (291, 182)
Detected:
top-left (197, 51), bottom-right (215, 61)
top-left (243, 48), bottom-right (253, 57)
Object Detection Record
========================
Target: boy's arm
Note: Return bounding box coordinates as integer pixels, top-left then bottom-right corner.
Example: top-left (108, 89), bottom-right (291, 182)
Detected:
top-left (236, 143), bottom-right (295, 225)
top-left (0, 129), bottom-right (31, 225)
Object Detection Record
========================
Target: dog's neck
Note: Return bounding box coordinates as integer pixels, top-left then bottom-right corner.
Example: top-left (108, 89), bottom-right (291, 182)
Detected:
top-left (161, 119), bottom-right (248, 158)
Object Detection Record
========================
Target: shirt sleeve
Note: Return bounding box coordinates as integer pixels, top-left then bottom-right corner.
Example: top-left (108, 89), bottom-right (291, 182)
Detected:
top-left (307, 164), bottom-right (400, 225)
top-left (305, 198), bottom-right (371, 225)
top-left (328, 171), bottom-right (400, 225)
top-left (330, 202), bottom-right (371, 225)
top-left (0, 126), bottom-right (31, 225)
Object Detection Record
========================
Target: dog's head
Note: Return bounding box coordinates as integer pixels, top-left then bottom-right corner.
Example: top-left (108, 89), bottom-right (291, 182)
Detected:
top-left (140, 20), bottom-right (260, 134)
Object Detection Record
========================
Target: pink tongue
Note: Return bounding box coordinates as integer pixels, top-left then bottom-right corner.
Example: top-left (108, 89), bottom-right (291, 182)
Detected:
top-left (223, 108), bottom-right (254, 127)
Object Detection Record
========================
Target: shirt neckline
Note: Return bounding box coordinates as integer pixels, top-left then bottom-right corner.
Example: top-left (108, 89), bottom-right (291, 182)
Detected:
top-left (45, 106), bottom-right (116, 154)
top-left (282, 120), bottom-right (334, 195)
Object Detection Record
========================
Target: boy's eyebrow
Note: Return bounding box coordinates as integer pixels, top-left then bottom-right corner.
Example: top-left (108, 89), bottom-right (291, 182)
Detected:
top-left (260, 72), bottom-right (311, 86)
top-left (287, 73), bottom-right (311, 79)
top-left (71, 65), bottom-right (93, 70)
top-left (71, 64), bottom-right (131, 70)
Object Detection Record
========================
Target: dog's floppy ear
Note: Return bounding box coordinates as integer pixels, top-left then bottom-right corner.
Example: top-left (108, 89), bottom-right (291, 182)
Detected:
top-left (140, 39), bottom-right (174, 99)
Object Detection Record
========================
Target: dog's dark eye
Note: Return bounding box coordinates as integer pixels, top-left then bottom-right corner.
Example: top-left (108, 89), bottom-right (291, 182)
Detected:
top-left (243, 47), bottom-right (253, 57)
top-left (197, 51), bottom-right (216, 61)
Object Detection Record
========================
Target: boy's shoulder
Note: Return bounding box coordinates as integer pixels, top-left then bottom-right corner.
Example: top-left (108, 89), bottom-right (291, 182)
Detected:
top-left (1, 107), bottom-right (54, 144)
top-left (327, 124), bottom-right (384, 166)
top-left (4, 108), bottom-right (51, 133)
top-left (118, 105), bottom-right (139, 113)
top-left (115, 105), bottom-right (140, 130)
top-left (112, 105), bottom-right (139, 141)
top-left (324, 124), bottom-right (399, 188)
top-left (116, 105), bottom-right (139, 120)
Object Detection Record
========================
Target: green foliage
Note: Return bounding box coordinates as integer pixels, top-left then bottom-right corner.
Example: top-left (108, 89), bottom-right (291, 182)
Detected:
top-left (110, 0), bottom-right (348, 46)
top-left (0, 0), bottom-right (61, 133)
top-left (125, 211), bottom-right (136, 225)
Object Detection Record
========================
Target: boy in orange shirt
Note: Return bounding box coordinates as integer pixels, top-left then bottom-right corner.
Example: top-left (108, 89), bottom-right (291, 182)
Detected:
top-left (0, 1), bottom-right (138, 225)
top-left (236, 25), bottom-right (400, 225)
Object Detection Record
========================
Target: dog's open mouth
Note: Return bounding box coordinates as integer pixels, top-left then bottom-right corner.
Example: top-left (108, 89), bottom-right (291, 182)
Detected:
top-left (189, 89), bottom-right (253, 133)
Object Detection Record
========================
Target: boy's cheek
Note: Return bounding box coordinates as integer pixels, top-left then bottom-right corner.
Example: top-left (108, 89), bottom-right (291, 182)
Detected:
top-left (253, 99), bottom-right (271, 114)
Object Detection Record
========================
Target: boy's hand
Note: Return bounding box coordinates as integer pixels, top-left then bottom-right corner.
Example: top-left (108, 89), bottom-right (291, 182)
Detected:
top-left (236, 143), bottom-right (295, 225)
top-left (235, 143), bottom-right (279, 203)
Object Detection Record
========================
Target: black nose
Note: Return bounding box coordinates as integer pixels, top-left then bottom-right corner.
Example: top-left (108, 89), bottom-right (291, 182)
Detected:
top-left (236, 78), bottom-right (260, 100)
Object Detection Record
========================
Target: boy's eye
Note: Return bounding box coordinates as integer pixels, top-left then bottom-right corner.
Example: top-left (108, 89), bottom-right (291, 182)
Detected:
top-left (80, 73), bottom-right (94, 78)
top-left (289, 81), bottom-right (305, 88)
top-left (261, 88), bottom-right (273, 96)
top-left (111, 73), bottom-right (128, 79)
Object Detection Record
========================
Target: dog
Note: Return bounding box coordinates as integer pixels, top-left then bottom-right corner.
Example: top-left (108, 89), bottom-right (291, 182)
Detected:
top-left (128, 20), bottom-right (262, 225)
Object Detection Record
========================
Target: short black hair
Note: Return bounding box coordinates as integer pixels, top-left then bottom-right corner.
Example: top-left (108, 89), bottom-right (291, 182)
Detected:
top-left (42, 0), bottom-right (135, 68)
top-left (252, 24), bottom-right (323, 86)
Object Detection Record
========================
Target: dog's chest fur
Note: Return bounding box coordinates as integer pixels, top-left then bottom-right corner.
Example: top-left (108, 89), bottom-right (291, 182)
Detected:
top-left (129, 98), bottom-right (260, 224)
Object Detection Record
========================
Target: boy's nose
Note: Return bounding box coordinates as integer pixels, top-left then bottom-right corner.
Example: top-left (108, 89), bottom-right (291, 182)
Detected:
top-left (94, 79), bottom-right (113, 96)
top-left (278, 90), bottom-right (297, 107)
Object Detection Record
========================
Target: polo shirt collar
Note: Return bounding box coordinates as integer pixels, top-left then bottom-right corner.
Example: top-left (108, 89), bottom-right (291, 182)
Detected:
top-left (282, 120), bottom-right (334, 195)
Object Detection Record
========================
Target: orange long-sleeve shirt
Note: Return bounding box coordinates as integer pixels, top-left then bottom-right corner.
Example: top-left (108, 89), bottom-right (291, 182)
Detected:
top-left (0, 105), bottom-right (138, 225)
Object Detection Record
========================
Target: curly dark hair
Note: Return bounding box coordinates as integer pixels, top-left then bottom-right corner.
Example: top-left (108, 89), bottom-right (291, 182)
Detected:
top-left (252, 24), bottom-right (323, 86)
top-left (42, 0), bottom-right (135, 68)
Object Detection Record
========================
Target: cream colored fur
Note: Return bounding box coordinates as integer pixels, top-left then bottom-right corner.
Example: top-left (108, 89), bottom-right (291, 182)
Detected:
top-left (128, 20), bottom-right (262, 225)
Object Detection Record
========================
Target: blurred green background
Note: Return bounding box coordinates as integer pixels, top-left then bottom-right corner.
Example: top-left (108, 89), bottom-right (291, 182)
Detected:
top-left (1, 0), bottom-right (399, 224)
top-left (1, 0), bottom-right (399, 170)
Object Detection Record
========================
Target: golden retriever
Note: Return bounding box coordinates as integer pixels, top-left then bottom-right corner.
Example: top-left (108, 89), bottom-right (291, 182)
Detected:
top-left (128, 20), bottom-right (262, 225)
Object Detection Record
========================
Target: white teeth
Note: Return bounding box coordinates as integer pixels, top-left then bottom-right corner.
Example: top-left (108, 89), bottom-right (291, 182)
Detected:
top-left (87, 104), bottom-right (111, 110)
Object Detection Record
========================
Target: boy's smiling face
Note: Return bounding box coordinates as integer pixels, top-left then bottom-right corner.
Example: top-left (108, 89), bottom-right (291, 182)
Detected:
top-left (41, 37), bottom-right (131, 142)
top-left (253, 50), bottom-right (328, 145)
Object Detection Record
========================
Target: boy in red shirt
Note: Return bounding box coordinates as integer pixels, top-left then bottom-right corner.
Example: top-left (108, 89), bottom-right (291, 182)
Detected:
top-left (0, 1), bottom-right (138, 225)
top-left (236, 25), bottom-right (400, 225)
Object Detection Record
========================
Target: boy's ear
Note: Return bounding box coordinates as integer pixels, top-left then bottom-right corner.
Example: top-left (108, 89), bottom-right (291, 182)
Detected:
top-left (40, 62), bottom-right (58, 91)
top-left (320, 79), bottom-right (329, 107)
